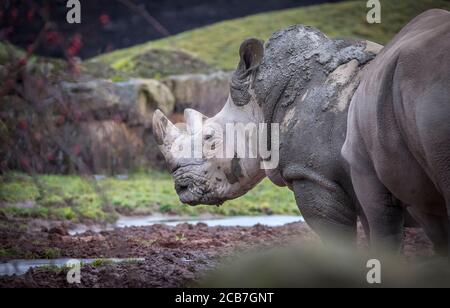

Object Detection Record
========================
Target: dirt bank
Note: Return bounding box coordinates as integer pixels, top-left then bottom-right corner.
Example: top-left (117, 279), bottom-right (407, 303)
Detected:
top-left (0, 221), bottom-right (433, 288)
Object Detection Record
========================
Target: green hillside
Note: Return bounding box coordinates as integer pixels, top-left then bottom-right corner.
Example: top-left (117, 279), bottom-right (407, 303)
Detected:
top-left (89, 0), bottom-right (450, 75)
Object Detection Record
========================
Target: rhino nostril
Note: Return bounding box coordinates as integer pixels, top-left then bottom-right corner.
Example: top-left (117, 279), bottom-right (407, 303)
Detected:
top-left (175, 183), bottom-right (188, 193)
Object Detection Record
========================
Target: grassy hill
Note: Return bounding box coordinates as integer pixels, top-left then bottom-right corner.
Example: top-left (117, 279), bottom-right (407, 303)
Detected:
top-left (89, 0), bottom-right (450, 75)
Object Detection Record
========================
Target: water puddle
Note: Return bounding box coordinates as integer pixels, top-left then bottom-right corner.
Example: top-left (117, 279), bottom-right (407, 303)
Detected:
top-left (0, 258), bottom-right (145, 277)
top-left (69, 215), bottom-right (304, 235)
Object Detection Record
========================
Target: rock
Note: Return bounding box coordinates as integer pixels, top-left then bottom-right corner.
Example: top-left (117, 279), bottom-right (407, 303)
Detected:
top-left (114, 79), bottom-right (175, 125)
top-left (59, 78), bottom-right (175, 125)
top-left (163, 71), bottom-right (231, 117)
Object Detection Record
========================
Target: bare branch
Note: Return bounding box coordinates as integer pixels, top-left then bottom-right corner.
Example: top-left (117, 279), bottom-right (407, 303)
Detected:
top-left (116, 0), bottom-right (171, 37)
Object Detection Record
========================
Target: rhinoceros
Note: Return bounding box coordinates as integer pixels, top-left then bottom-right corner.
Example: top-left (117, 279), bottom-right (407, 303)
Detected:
top-left (153, 24), bottom-right (381, 243)
top-left (342, 9), bottom-right (450, 254)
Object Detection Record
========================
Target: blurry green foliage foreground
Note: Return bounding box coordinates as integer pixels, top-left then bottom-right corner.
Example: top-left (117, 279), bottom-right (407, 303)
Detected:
top-left (0, 172), bottom-right (298, 222)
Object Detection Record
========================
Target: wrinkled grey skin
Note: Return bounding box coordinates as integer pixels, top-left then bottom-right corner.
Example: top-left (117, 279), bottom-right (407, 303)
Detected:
top-left (342, 9), bottom-right (450, 254)
top-left (154, 24), bottom-right (381, 243)
top-left (254, 26), bottom-right (379, 242)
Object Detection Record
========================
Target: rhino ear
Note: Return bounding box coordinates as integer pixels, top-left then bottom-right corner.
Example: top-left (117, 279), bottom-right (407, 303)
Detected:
top-left (231, 38), bottom-right (264, 106)
top-left (238, 38), bottom-right (264, 73)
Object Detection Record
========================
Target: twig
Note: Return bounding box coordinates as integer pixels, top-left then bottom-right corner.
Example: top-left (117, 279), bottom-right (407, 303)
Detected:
top-left (116, 0), bottom-right (170, 37)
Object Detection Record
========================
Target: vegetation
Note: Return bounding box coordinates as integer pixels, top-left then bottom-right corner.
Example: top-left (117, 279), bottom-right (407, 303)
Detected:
top-left (90, 0), bottom-right (450, 75)
top-left (0, 172), bottom-right (298, 222)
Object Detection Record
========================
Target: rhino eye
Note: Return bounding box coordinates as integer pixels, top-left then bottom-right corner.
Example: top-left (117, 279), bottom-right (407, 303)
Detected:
top-left (204, 134), bottom-right (213, 141)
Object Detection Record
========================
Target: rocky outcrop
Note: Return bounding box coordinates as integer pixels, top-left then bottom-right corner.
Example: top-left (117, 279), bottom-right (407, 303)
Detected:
top-left (0, 75), bottom-right (175, 174)
top-left (163, 71), bottom-right (231, 117)
top-left (58, 78), bottom-right (175, 126)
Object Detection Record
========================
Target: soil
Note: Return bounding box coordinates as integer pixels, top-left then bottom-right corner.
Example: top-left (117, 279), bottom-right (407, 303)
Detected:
top-left (0, 218), bottom-right (434, 288)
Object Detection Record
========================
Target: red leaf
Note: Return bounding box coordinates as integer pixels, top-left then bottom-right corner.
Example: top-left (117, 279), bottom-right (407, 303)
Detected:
top-left (20, 157), bottom-right (30, 168)
top-left (27, 9), bottom-right (35, 22)
top-left (17, 58), bottom-right (27, 67)
top-left (47, 152), bottom-right (55, 161)
top-left (99, 14), bottom-right (110, 26)
top-left (11, 8), bottom-right (18, 20)
top-left (45, 31), bottom-right (60, 45)
top-left (18, 119), bottom-right (28, 130)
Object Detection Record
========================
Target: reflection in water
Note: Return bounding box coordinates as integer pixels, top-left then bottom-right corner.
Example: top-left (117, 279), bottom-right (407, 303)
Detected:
top-left (116, 215), bottom-right (304, 228)
top-left (0, 258), bottom-right (145, 277)
top-left (69, 215), bottom-right (303, 235)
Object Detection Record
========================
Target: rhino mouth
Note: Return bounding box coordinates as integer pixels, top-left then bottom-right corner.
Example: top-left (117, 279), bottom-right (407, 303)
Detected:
top-left (173, 168), bottom-right (215, 206)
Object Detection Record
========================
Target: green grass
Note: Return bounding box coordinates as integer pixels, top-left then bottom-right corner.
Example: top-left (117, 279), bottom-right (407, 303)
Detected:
top-left (89, 0), bottom-right (450, 74)
top-left (42, 247), bottom-right (61, 259)
top-left (0, 171), bottom-right (298, 223)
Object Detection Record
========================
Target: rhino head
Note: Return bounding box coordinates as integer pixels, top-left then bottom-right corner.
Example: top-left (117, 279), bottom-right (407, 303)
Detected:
top-left (153, 38), bottom-right (280, 205)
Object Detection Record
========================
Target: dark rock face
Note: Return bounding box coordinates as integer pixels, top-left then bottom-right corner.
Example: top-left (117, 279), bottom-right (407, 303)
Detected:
top-left (0, 0), bottom-right (341, 59)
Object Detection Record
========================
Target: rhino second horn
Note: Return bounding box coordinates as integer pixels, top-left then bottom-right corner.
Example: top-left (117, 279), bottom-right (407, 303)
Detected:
top-left (184, 108), bottom-right (208, 134)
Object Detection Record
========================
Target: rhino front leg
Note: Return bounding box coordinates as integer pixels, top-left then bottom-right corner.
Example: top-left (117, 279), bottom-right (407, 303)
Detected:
top-left (292, 180), bottom-right (357, 245)
top-left (349, 167), bottom-right (405, 253)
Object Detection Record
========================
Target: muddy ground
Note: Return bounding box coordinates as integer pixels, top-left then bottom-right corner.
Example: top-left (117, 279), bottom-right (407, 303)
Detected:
top-left (0, 216), bottom-right (435, 288)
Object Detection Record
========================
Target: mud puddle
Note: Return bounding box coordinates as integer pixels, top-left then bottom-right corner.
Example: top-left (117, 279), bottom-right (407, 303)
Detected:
top-left (68, 215), bottom-right (304, 235)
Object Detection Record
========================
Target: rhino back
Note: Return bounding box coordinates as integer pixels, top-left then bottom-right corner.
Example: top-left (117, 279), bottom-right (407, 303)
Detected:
top-left (343, 9), bottom-right (450, 213)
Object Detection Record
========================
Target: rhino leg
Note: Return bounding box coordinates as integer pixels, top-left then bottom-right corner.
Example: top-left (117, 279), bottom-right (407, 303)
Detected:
top-left (292, 180), bottom-right (357, 245)
top-left (407, 208), bottom-right (448, 256)
top-left (349, 166), bottom-right (405, 253)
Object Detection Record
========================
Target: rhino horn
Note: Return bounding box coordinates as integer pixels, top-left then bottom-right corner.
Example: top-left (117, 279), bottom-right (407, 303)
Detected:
top-left (184, 108), bottom-right (208, 134)
top-left (153, 109), bottom-right (181, 161)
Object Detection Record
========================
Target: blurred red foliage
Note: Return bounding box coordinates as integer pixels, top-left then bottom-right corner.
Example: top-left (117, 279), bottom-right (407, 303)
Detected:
top-left (18, 119), bottom-right (29, 130)
top-left (99, 13), bottom-right (110, 26)
top-left (45, 31), bottom-right (61, 45)
top-left (67, 34), bottom-right (83, 57)
top-left (27, 9), bottom-right (35, 22)
top-left (10, 8), bottom-right (18, 21)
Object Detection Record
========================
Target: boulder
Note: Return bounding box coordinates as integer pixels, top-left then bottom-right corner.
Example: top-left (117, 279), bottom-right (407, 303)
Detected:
top-left (163, 71), bottom-right (231, 117)
top-left (58, 78), bottom-right (175, 126)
